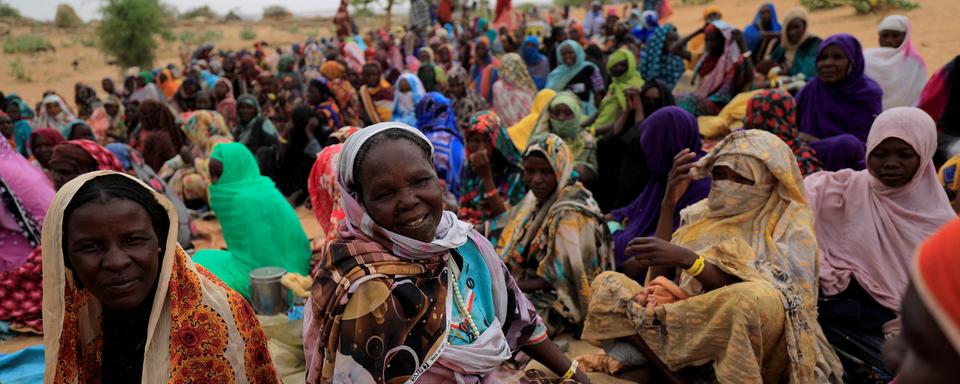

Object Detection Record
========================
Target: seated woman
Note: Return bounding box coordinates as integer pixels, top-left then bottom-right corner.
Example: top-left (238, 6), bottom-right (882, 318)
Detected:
top-left (532, 92), bottom-right (599, 185)
top-left (608, 107), bottom-right (711, 271)
top-left (470, 38), bottom-right (500, 103)
top-left (358, 62), bottom-right (394, 125)
top-left (303, 124), bottom-right (590, 383)
top-left (639, 23), bottom-right (685, 90)
top-left (919, 55), bottom-right (960, 165)
top-left (582, 130), bottom-right (842, 383)
top-left (446, 67), bottom-right (490, 134)
top-left (458, 111), bottom-right (527, 224)
top-left (391, 73), bottom-right (426, 127)
top-left (742, 3), bottom-right (781, 59)
top-left (234, 94), bottom-right (280, 177)
top-left (676, 22), bottom-right (753, 117)
top-left (492, 53), bottom-right (537, 127)
top-left (507, 89), bottom-right (556, 151)
top-left (132, 100), bottom-right (185, 172)
top-left (589, 48), bottom-right (645, 137)
top-left (28, 128), bottom-right (64, 172)
top-left (64, 120), bottom-right (97, 141)
top-left (744, 89), bottom-right (822, 176)
top-left (761, 8), bottom-right (821, 78)
top-left (416, 92), bottom-right (466, 198)
top-left (545, 40), bottom-right (604, 117)
top-left (277, 106), bottom-right (324, 203)
top-left (192, 143), bottom-right (312, 300)
top-left (796, 34), bottom-right (882, 171)
top-left (886, 218), bottom-right (960, 383)
top-left (49, 139), bottom-right (124, 190)
top-left (865, 15), bottom-right (927, 110)
top-left (521, 36), bottom-right (550, 90)
top-left (35, 94), bottom-right (77, 134)
top-left (42, 171), bottom-right (278, 383)
top-left (804, 107), bottom-right (956, 381)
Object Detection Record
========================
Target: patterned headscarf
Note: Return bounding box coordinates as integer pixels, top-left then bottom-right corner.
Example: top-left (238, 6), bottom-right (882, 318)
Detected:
top-left (415, 92), bottom-right (460, 139)
top-left (50, 139), bottom-right (123, 173)
top-left (458, 111), bottom-right (527, 223)
top-left (499, 53), bottom-right (537, 91)
top-left (745, 89), bottom-right (822, 176)
top-left (639, 23), bottom-right (685, 90)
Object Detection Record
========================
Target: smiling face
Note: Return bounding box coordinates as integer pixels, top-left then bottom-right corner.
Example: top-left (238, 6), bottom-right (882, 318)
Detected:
top-left (816, 44), bottom-right (850, 84)
top-left (357, 137), bottom-right (443, 243)
top-left (561, 45), bottom-right (576, 66)
top-left (868, 137), bottom-right (921, 188)
top-left (65, 198), bottom-right (161, 312)
top-left (522, 153), bottom-right (558, 201)
top-left (879, 29), bottom-right (907, 49)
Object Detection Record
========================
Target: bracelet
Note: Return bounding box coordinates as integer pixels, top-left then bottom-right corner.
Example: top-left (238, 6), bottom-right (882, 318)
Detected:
top-left (482, 189), bottom-right (499, 200)
top-left (686, 255), bottom-right (706, 277)
top-left (563, 359), bottom-right (579, 380)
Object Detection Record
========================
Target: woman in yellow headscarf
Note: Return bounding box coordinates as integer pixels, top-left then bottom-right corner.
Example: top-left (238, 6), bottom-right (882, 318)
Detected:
top-left (589, 48), bottom-right (644, 136)
top-left (508, 89), bottom-right (556, 150)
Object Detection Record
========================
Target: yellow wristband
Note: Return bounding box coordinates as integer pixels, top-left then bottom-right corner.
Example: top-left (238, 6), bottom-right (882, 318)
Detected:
top-left (563, 360), bottom-right (579, 380)
top-left (686, 255), bottom-right (705, 277)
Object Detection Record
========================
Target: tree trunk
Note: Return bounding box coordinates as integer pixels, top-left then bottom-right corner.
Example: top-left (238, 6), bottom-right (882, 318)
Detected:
top-left (385, 0), bottom-right (394, 29)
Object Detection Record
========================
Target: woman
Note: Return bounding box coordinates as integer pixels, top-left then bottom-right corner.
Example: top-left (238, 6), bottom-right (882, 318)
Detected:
top-left (74, 83), bottom-right (101, 120)
top-left (28, 128), bottom-right (64, 171)
top-left (306, 79), bottom-right (343, 132)
top-left (278, 106), bottom-right (323, 201)
top-left (508, 89), bottom-right (556, 151)
top-left (437, 44), bottom-right (459, 73)
top-left (181, 110), bottom-right (233, 161)
top-left (582, 130), bottom-right (843, 383)
top-left (796, 34), bottom-right (882, 170)
top-left (303, 123), bottom-right (589, 383)
top-left (193, 143), bottom-right (311, 300)
top-left (156, 68), bottom-right (181, 99)
top-left (676, 22), bottom-right (751, 117)
top-left (458, 111), bottom-right (527, 224)
top-left (86, 95), bottom-right (125, 144)
top-left (545, 40), bottom-right (603, 117)
top-left (447, 67), bottom-right (489, 134)
top-left (639, 23), bottom-right (685, 90)
top-left (416, 92), bottom-right (466, 197)
top-left (42, 171), bottom-right (279, 383)
top-left (608, 107), bottom-right (710, 269)
top-left (234, 94), bottom-right (280, 176)
top-left (214, 78), bottom-right (237, 128)
top-left (64, 120), bottom-right (96, 141)
top-left (521, 36), bottom-right (550, 89)
top-left (764, 8), bottom-right (822, 78)
top-left (49, 139), bottom-right (124, 190)
top-left (416, 47), bottom-right (447, 93)
top-left (392, 73), bottom-right (426, 127)
top-left (745, 89), bottom-right (822, 176)
top-left (492, 53), bottom-right (537, 127)
top-left (35, 94), bottom-right (77, 134)
top-left (133, 100), bottom-right (185, 172)
top-left (488, 133), bottom-right (612, 335)
top-left (5, 98), bottom-right (34, 157)
top-left (743, 3), bottom-right (780, 57)
top-left (170, 77), bottom-right (200, 115)
top-left (321, 60), bottom-right (362, 127)
top-left (307, 144), bottom-right (346, 255)
top-left (590, 48), bottom-right (645, 136)
top-left (865, 15), bottom-right (927, 110)
top-left (532, 92), bottom-right (598, 181)
top-left (470, 39), bottom-right (500, 103)
top-left (358, 62), bottom-right (394, 124)
top-left (804, 107), bottom-right (956, 381)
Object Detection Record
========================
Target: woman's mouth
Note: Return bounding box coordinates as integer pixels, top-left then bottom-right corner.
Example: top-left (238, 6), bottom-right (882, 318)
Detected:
top-left (400, 213), bottom-right (430, 229)
top-left (103, 277), bottom-right (138, 291)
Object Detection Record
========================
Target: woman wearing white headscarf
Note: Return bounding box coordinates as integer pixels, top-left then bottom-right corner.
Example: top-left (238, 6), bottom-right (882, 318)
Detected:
top-left (391, 73), bottom-right (426, 127)
top-left (864, 15), bottom-right (927, 110)
top-left (34, 94), bottom-right (77, 134)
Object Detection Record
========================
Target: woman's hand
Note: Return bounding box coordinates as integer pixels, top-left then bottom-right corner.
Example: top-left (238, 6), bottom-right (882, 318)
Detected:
top-left (468, 150), bottom-right (494, 180)
top-left (797, 132), bottom-right (820, 144)
top-left (625, 237), bottom-right (698, 269)
top-left (663, 149), bottom-right (697, 208)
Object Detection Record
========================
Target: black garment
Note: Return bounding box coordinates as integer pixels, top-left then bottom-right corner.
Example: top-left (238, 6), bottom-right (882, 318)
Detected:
top-left (564, 66), bottom-right (598, 104)
top-left (101, 313), bottom-right (148, 384)
top-left (934, 55), bottom-right (960, 167)
top-left (596, 117), bottom-right (650, 212)
top-left (234, 116), bottom-right (280, 180)
top-left (818, 279), bottom-right (897, 384)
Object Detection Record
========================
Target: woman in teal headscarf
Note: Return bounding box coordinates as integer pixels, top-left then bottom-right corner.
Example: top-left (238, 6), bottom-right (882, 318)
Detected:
top-left (4, 96), bottom-right (34, 157)
top-left (192, 142), bottom-right (311, 300)
top-left (545, 40), bottom-right (604, 117)
top-left (589, 48), bottom-right (645, 136)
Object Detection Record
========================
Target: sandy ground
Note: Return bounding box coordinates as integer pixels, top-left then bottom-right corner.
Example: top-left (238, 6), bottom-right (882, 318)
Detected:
top-left (2, 0), bottom-right (959, 108)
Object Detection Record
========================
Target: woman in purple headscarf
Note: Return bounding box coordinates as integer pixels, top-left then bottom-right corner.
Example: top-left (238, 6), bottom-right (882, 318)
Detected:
top-left (607, 107), bottom-right (712, 273)
top-left (795, 34), bottom-right (882, 171)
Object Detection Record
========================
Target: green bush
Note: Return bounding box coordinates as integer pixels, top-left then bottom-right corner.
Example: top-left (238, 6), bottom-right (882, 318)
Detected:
top-left (8, 58), bottom-right (30, 81)
top-left (160, 29), bottom-right (177, 42)
top-left (240, 26), bottom-right (257, 40)
top-left (55, 4), bottom-right (83, 28)
top-left (0, 1), bottom-right (22, 19)
top-left (80, 36), bottom-right (96, 47)
top-left (180, 29), bottom-right (223, 45)
top-left (801, 0), bottom-right (918, 13)
top-left (97, 0), bottom-right (167, 69)
top-left (3, 34), bottom-right (53, 53)
top-left (354, 8), bottom-right (374, 18)
top-left (262, 5), bottom-right (291, 19)
top-left (182, 5), bottom-right (217, 20)
top-left (680, 0), bottom-right (713, 4)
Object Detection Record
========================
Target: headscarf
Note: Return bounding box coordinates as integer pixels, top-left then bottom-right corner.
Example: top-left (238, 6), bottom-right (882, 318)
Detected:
top-left (779, 8), bottom-right (813, 67)
top-left (805, 107), bottom-right (957, 314)
top-left (629, 10), bottom-right (659, 43)
top-left (534, 92), bottom-right (587, 159)
top-left (182, 110), bottom-right (233, 158)
top-left (918, 55), bottom-right (960, 134)
top-left (545, 40), bottom-right (598, 91)
top-left (693, 21), bottom-right (742, 97)
top-left (416, 92), bottom-right (465, 195)
top-left (458, 111), bottom-right (526, 223)
top-left (392, 73), bottom-right (426, 127)
top-left (35, 94), bottom-right (76, 133)
top-left (697, 89), bottom-right (760, 139)
top-left (498, 52), bottom-right (537, 91)
top-left (86, 95), bottom-right (125, 144)
top-left (50, 139), bottom-right (124, 173)
top-left (640, 23), bottom-right (685, 90)
top-left (611, 107), bottom-right (711, 265)
top-left (743, 3), bottom-right (781, 54)
top-left (639, 79), bottom-right (676, 114)
top-left (234, 95), bottom-right (279, 160)
top-left (745, 89), bottom-right (822, 176)
top-left (796, 34), bottom-right (883, 142)
top-left (865, 15), bottom-right (927, 110)
top-left (416, 92), bottom-right (460, 138)
top-left (680, 129), bottom-right (841, 382)
top-left (0, 138), bottom-right (53, 272)
top-left (521, 36), bottom-right (546, 66)
top-left (359, 63), bottom-right (393, 124)
top-left (42, 171), bottom-right (280, 383)
top-left (448, 66), bottom-right (489, 133)
top-left (7, 98), bottom-right (34, 157)
top-left (156, 68), bottom-right (180, 98)
top-left (593, 48), bottom-right (645, 132)
top-left (28, 128), bottom-right (65, 157)
top-left (471, 39), bottom-right (500, 102)
top-left (508, 89), bottom-right (556, 151)
top-left (215, 78), bottom-right (237, 128)
top-left (63, 120), bottom-right (93, 141)
top-left (308, 144), bottom-right (346, 246)
top-left (913, 217), bottom-right (960, 355)
top-left (493, 53), bottom-right (536, 127)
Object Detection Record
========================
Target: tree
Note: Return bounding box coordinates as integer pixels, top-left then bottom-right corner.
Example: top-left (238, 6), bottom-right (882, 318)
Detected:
top-left (55, 4), bottom-right (83, 28)
top-left (350, 0), bottom-right (396, 28)
top-left (97, 0), bottom-right (167, 70)
top-left (0, 1), bottom-right (22, 19)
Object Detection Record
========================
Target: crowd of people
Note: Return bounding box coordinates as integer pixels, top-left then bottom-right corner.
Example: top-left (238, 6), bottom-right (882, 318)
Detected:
top-left (2, 0), bottom-right (960, 382)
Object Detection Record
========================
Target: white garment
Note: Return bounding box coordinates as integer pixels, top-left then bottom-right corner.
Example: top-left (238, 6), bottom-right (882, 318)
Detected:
top-left (864, 15), bottom-right (928, 110)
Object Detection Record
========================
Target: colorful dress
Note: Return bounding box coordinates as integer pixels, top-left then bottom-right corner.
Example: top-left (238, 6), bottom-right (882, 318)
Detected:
top-left (458, 111), bottom-right (527, 224)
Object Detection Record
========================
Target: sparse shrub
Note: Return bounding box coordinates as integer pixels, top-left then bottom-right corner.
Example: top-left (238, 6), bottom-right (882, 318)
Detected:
top-left (0, 1), bottom-right (22, 19)
top-left (9, 58), bottom-right (30, 81)
top-left (181, 5), bottom-right (217, 20)
top-left (240, 26), bottom-right (257, 40)
top-left (3, 34), bottom-right (53, 53)
top-left (55, 4), bottom-right (83, 28)
top-left (97, 0), bottom-right (167, 69)
top-left (263, 5), bottom-right (291, 19)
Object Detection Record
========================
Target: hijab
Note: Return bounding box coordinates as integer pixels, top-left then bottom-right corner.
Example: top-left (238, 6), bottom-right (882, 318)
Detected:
top-left (639, 23), bottom-right (685, 90)
top-left (35, 94), bottom-right (76, 132)
top-left (215, 78), bottom-right (237, 128)
top-left (415, 92), bottom-right (460, 139)
top-left (865, 15), bottom-right (927, 110)
top-left (545, 40), bottom-right (598, 91)
top-left (805, 107), bottom-right (957, 313)
top-left (521, 35), bottom-right (546, 66)
top-left (0, 138), bottom-right (53, 272)
top-left (594, 48), bottom-right (645, 131)
top-left (693, 21), bottom-right (741, 97)
top-left (743, 3), bottom-right (781, 53)
top-left (779, 8), bottom-right (812, 64)
top-left (533, 92), bottom-right (585, 155)
top-left (508, 89), bottom-right (556, 151)
top-left (499, 53), bottom-right (537, 91)
top-left (796, 34), bottom-right (883, 142)
top-left (392, 73), bottom-right (426, 127)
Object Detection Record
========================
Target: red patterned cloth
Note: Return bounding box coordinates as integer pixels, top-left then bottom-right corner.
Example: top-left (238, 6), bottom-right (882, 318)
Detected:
top-left (64, 139), bottom-right (124, 172)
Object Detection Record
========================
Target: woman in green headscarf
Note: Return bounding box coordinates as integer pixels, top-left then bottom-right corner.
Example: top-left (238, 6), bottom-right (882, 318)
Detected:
top-left (589, 48), bottom-right (645, 136)
top-left (192, 142), bottom-right (311, 300)
top-left (532, 92), bottom-right (598, 183)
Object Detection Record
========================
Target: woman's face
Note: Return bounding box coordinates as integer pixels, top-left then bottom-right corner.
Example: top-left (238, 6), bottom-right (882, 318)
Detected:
top-left (0, 115), bottom-right (12, 139)
top-left (609, 60), bottom-right (628, 77)
top-left (5, 104), bottom-right (20, 122)
top-left (816, 44), bottom-right (850, 84)
top-left (104, 103), bottom-right (120, 118)
top-left (437, 46), bottom-right (451, 63)
top-left (786, 19), bottom-right (806, 45)
top-left (448, 78), bottom-right (465, 98)
top-left (522, 154), bottom-right (558, 201)
top-left (561, 45), bottom-right (577, 66)
top-left (238, 102), bottom-right (257, 124)
top-left (183, 83), bottom-right (199, 97)
top-left (886, 283), bottom-right (960, 384)
top-left (879, 29), bottom-right (907, 49)
top-left (307, 85), bottom-right (323, 105)
top-left (362, 66), bottom-right (381, 88)
top-left (32, 136), bottom-right (54, 167)
top-left (418, 50), bottom-right (431, 63)
top-left (550, 103), bottom-right (575, 121)
top-left (46, 102), bottom-right (62, 117)
top-left (102, 78), bottom-right (115, 94)
top-left (399, 79), bottom-right (412, 93)
top-left (466, 132), bottom-right (493, 155)
top-left (759, 6), bottom-right (773, 26)
top-left (475, 43), bottom-right (489, 60)
top-left (705, 30), bottom-right (725, 57)
top-left (215, 81), bottom-right (230, 100)
top-left (195, 93), bottom-right (214, 111)
top-left (357, 139), bottom-right (443, 243)
top-left (868, 137), bottom-right (921, 188)
top-left (569, 27), bottom-right (581, 41)
top-left (642, 87), bottom-right (662, 110)
top-left (65, 198), bottom-right (160, 312)
top-left (711, 165), bottom-right (755, 185)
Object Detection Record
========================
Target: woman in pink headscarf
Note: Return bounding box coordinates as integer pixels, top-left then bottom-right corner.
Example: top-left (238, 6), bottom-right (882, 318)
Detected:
top-left (805, 107), bottom-right (957, 380)
top-left (864, 15), bottom-right (927, 110)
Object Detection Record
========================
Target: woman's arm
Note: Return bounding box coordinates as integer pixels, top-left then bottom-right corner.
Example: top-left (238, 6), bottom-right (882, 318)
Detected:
top-left (522, 341), bottom-right (591, 383)
top-left (669, 25), bottom-right (707, 61)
